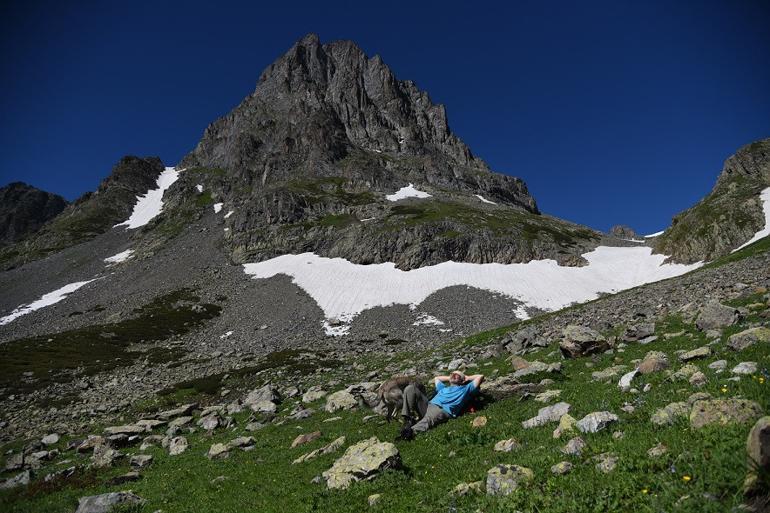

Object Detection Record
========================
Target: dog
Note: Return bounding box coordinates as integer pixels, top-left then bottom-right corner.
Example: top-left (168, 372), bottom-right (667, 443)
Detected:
top-left (377, 376), bottom-right (426, 422)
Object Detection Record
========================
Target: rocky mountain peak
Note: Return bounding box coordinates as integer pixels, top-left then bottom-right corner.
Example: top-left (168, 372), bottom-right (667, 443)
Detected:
top-left (0, 182), bottom-right (67, 247)
top-left (180, 34), bottom-right (535, 212)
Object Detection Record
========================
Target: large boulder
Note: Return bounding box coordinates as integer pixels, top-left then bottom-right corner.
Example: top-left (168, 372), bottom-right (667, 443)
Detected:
top-left (75, 492), bottom-right (145, 513)
top-left (244, 385), bottom-right (281, 408)
top-left (576, 411), bottom-right (619, 433)
top-left (486, 464), bottom-right (534, 496)
top-left (512, 361), bottom-right (562, 379)
top-left (0, 470), bottom-right (31, 490)
top-left (728, 327), bottom-right (770, 351)
top-left (745, 416), bottom-right (770, 495)
top-left (322, 437), bottom-right (401, 489)
top-left (695, 301), bottom-right (740, 331)
top-left (324, 390), bottom-right (358, 412)
top-left (560, 326), bottom-right (609, 358)
top-left (690, 399), bottom-right (763, 429)
top-left (480, 376), bottom-right (541, 401)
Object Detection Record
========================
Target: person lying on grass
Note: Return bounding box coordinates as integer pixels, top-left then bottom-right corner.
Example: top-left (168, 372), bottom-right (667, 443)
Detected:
top-left (398, 371), bottom-right (484, 440)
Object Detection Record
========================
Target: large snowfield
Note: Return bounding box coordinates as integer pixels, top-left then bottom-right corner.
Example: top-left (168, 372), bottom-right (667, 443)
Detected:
top-left (244, 246), bottom-right (703, 325)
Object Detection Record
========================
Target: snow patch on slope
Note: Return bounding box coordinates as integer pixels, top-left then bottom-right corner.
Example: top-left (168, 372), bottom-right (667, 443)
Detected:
top-left (243, 247), bottom-right (701, 324)
top-left (644, 230), bottom-right (664, 238)
top-left (386, 184), bottom-right (431, 201)
top-left (733, 187), bottom-right (770, 252)
top-left (0, 280), bottom-right (96, 326)
top-left (475, 194), bottom-right (497, 205)
top-left (104, 249), bottom-right (134, 264)
top-left (115, 167), bottom-right (180, 229)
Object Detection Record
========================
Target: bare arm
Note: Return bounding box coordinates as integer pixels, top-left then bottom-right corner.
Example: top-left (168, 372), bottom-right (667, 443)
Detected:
top-left (434, 375), bottom-right (451, 386)
top-left (465, 374), bottom-right (484, 388)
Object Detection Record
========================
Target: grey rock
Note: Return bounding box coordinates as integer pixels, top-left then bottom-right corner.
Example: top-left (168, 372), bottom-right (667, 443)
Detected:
top-left (324, 390), bottom-right (358, 412)
top-left (695, 301), bottom-right (740, 331)
top-left (41, 433), bottom-right (60, 446)
top-left (728, 327), bottom-right (770, 351)
top-left (690, 399), bottom-right (763, 429)
top-left (561, 436), bottom-right (587, 456)
top-left (733, 362), bottom-right (758, 375)
top-left (576, 411), bottom-right (619, 433)
top-left (560, 326), bottom-right (609, 358)
top-left (129, 454), bottom-right (153, 469)
top-left (550, 461), bottom-right (573, 475)
top-left (651, 402), bottom-right (690, 426)
top-left (322, 437), bottom-right (401, 489)
top-left (74, 491), bottom-right (145, 513)
top-left (168, 436), bottom-right (188, 456)
top-left (678, 346), bottom-right (711, 362)
top-left (486, 464), bottom-right (534, 495)
top-left (0, 470), bottom-right (31, 490)
top-left (522, 402), bottom-right (571, 429)
top-left (594, 453), bottom-right (618, 473)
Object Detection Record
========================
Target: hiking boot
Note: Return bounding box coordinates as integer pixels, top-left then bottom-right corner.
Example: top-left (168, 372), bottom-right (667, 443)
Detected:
top-left (401, 416), bottom-right (415, 430)
top-left (396, 426), bottom-right (415, 441)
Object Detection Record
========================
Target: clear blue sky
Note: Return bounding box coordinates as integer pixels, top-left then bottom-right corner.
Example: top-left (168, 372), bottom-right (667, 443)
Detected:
top-left (1, 0), bottom-right (768, 234)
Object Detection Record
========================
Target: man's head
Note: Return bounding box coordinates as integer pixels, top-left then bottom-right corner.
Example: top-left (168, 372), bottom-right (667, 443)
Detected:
top-left (449, 371), bottom-right (466, 385)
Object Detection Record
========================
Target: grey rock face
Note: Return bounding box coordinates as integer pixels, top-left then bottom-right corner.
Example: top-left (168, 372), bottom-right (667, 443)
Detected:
top-left (0, 182), bottom-right (67, 247)
top-left (655, 138), bottom-right (770, 264)
top-left (171, 34), bottom-right (600, 270)
top-left (609, 225), bottom-right (637, 239)
top-left (522, 402), bottom-right (571, 428)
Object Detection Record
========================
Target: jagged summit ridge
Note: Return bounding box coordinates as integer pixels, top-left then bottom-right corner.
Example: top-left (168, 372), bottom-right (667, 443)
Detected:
top-left (180, 33), bottom-right (536, 212)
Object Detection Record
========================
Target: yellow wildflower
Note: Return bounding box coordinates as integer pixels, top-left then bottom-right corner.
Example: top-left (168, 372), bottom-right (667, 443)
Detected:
top-left (682, 475), bottom-right (692, 482)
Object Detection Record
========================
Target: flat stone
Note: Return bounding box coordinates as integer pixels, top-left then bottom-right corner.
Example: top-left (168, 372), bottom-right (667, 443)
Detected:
top-left (679, 346), bottom-right (711, 362)
top-left (690, 399), bottom-right (763, 429)
top-left (324, 390), bottom-right (358, 412)
top-left (618, 369), bottom-right (638, 391)
top-left (486, 464), bottom-right (534, 495)
top-left (292, 431), bottom-right (322, 448)
top-left (708, 360), bottom-right (727, 371)
top-left (250, 400), bottom-right (278, 414)
top-left (91, 446), bottom-right (123, 469)
top-left (103, 424), bottom-right (145, 436)
top-left (728, 327), bottom-right (770, 351)
top-left (671, 363), bottom-right (699, 381)
top-left (512, 361), bottom-right (562, 379)
top-left (136, 419), bottom-right (166, 430)
top-left (168, 416), bottom-right (193, 428)
top-left (293, 436), bottom-right (346, 464)
top-left (74, 491), bottom-right (145, 513)
top-left (322, 437), bottom-right (401, 490)
top-left (453, 481), bottom-right (484, 496)
top-left (592, 365), bottom-right (627, 381)
top-left (156, 403), bottom-right (197, 421)
top-left (244, 385), bottom-right (281, 407)
top-left (732, 362), bottom-right (758, 375)
top-left (228, 437), bottom-right (255, 449)
top-left (522, 402), bottom-right (571, 429)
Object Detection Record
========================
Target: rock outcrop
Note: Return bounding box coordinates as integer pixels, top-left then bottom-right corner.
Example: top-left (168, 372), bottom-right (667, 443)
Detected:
top-left (0, 182), bottom-right (67, 247)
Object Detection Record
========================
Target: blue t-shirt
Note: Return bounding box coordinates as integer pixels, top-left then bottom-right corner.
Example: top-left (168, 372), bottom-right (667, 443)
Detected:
top-left (430, 381), bottom-right (478, 417)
